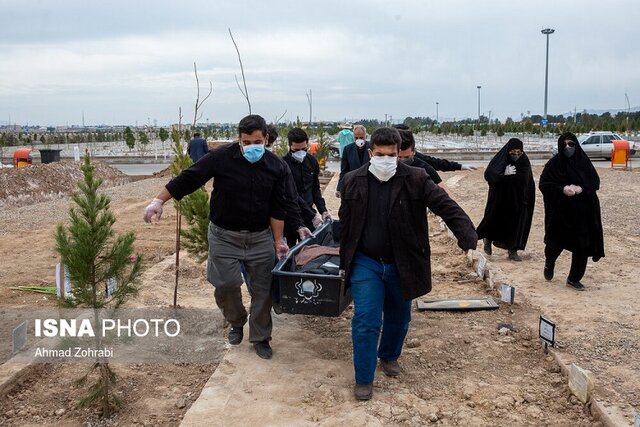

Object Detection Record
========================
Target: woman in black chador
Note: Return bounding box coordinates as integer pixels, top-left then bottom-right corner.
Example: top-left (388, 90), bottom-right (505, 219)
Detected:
top-left (539, 132), bottom-right (604, 291)
top-left (477, 138), bottom-right (535, 261)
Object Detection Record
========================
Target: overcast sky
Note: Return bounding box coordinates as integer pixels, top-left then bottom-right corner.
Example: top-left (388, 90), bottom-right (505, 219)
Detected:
top-left (1, 0), bottom-right (639, 126)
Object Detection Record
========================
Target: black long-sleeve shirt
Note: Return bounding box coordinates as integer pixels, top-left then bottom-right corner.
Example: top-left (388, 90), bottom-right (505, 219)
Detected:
top-left (165, 143), bottom-right (290, 232)
top-left (415, 151), bottom-right (462, 172)
top-left (357, 173), bottom-right (394, 262)
top-left (282, 152), bottom-right (327, 214)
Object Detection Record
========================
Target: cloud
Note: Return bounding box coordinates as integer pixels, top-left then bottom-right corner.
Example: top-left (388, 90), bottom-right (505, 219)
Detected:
top-left (1, 0), bottom-right (639, 125)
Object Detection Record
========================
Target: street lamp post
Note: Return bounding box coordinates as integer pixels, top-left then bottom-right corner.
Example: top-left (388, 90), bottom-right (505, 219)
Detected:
top-left (476, 85), bottom-right (481, 144)
top-left (436, 102), bottom-right (439, 124)
top-left (541, 28), bottom-right (555, 120)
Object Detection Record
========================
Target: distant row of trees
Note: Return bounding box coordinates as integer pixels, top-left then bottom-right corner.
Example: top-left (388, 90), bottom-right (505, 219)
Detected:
top-left (2, 110), bottom-right (639, 151)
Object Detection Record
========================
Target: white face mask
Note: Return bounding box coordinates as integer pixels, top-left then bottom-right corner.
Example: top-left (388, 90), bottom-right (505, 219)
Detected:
top-left (355, 138), bottom-right (365, 148)
top-left (368, 155), bottom-right (397, 182)
top-left (291, 150), bottom-right (307, 162)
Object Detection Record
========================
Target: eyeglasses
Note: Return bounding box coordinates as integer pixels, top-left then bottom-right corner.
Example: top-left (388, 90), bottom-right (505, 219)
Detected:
top-left (564, 141), bottom-right (576, 147)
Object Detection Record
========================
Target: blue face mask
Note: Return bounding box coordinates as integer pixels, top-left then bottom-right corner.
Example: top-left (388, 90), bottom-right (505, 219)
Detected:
top-left (242, 144), bottom-right (265, 163)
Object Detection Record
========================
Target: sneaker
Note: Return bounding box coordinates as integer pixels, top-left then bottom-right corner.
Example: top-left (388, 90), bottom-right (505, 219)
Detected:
top-left (566, 279), bottom-right (586, 291)
top-left (380, 359), bottom-right (400, 377)
top-left (483, 239), bottom-right (492, 255)
top-left (354, 383), bottom-right (373, 401)
top-left (228, 326), bottom-right (243, 345)
top-left (253, 340), bottom-right (273, 359)
top-left (543, 263), bottom-right (554, 281)
top-left (508, 250), bottom-right (522, 261)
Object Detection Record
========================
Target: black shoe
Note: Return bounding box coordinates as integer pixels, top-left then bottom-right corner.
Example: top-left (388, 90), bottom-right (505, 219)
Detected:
top-left (483, 239), bottom-right (492, 255)
top-left (354, 384), bottom-right (373, 400)
top-left (566, 279), bottom-right (586, 291)
top-left (544, 263), bottom-right (554, 281)
top-left (253, 340), bottom-right (273, 359)
top-left (508, 250), bottom-right (522, 261)
top-left (228, 326), bottom-right (243, 345)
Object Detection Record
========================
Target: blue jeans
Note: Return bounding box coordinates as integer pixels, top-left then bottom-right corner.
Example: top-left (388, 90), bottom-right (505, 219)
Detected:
top-left (350, 253), bottom-right (412, 385)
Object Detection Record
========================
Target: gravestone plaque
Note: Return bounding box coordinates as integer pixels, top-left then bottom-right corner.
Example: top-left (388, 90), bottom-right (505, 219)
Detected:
top-left (416, 297), bottom-right (498, 311)
top-left (568, 363), bottom-right (594, 403)
top-left (501, 284), bottom-right (515, 304)
top-left (539, 315), bottom-right (556, 347)
top-left (487, 269), bottom-right (495, 290)
top-left (476, 254), bottom-right (487, 280)
top-left (13, 320), bottom-right (27, 354)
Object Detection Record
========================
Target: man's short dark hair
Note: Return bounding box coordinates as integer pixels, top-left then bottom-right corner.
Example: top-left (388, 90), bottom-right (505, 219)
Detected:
top-left (238, 114), bottom-right (267, 136)
top-left (397, 129), bottom-right (415, 151)
top-left (370, 127), bottom-right (401, 150)
top-left (392, 124), bottom-right (415, 151)
top-left (287, 127), bottom-right (309, 145)
top-left (266, 125), bottom-right (278, 145)
top-left (193, 132), bottom-right (201, 138)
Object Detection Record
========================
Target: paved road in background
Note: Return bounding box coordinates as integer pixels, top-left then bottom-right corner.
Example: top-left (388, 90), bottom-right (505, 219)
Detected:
top-left (112, 158), bottom-right (618, 176)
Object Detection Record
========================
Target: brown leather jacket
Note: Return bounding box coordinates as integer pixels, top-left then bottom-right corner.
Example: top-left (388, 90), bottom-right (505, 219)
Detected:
top-left (338, 161), bottom-right (477, 300)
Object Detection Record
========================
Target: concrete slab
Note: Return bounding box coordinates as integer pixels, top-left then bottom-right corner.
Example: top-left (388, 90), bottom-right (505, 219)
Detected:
top-left (180, 314), bottom-right (379, 426)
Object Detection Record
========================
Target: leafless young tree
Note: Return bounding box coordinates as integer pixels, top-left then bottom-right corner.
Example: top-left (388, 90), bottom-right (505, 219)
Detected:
top-left (306, 89), bottom-right (313, 125)
top-left (228, 28), bottom-right (251, 114)
top-left (192, 62), bottom-right (213, 127)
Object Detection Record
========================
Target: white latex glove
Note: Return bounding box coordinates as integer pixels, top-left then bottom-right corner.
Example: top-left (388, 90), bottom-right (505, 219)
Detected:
top-left (570, 185), bottom-right (583, 194)
top-left (504, 165), bottom-right (517, 176)
top-left (461, 164), bottom-right (477, 171)
top-left (335, 191), bottom-right (341, 199)
top-left (312, 214), bottom-right (323, 229)
top-left (321, 211), bottom-right (332, 222)
top-left (297, 227), bottom-right (313, 240)
top-left (563, 185), bottom-right (576, 197)
top-left (143, 198), bottom-right (164, 223)
top-left (275, 239), bottom-right (289, 259)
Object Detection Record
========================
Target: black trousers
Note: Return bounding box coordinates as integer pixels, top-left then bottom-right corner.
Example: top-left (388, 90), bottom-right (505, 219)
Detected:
top-left (544, 244), bottom-right (588, 282)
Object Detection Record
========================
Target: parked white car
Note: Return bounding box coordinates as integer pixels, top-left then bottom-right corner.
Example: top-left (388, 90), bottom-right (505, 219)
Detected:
top-left (578, 132), bottom-right (636, 159)
top-left (553, 132), bottom-right (636, 159)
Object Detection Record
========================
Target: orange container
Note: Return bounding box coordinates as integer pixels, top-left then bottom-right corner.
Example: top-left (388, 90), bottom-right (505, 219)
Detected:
top-left (611, 140), bottom-right (630, 169)
top-left (13, 149), bottom-right (33, 169)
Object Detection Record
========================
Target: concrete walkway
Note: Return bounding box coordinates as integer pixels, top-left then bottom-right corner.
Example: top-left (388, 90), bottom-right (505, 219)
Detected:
top-left (180, 313), bottom-right (381, 426)
top-left (180, 173), bottom-right (374, 426)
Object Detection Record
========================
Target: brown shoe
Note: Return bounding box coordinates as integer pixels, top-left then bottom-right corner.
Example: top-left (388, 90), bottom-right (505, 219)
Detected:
top-left (380, 359), bottom-right (400, 377)
top-left (354, 383), bottom-right (373, 400)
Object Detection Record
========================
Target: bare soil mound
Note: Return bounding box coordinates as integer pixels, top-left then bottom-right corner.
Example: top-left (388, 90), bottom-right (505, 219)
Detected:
top-left (0, 160), bottom-right (131, 208)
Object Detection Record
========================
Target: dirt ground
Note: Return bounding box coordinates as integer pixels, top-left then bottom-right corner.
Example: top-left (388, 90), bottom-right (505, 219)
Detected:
top-left (0, 162), bottom-right (638, 425)
top-left (293, 226), bottom-right (596, 426)
top-left (442, 166), bottom-right (640, 421)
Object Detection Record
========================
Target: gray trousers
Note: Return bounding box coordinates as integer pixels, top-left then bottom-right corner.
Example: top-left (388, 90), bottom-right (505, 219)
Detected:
top-left (207, 222), bottom-right (275, 343)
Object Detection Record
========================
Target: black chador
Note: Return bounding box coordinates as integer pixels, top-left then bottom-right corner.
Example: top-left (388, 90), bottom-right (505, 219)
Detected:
top-left (539, 133), bottom-right (604, 261)
top-left (477, 138), bottom-right (535, 255)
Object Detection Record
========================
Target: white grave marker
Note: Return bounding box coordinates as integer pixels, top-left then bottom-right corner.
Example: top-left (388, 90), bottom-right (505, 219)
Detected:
top-left (634, 414), bottom-right (640, 427)
top-left (12, 320), bottom-right (27, 354)
top-left (106, 277), bottom-right (118, 297)
top-left (487, 269), bottom-right (495, 290)
top-left (476, 254), bottom-right (487, 280)
top-left (55, 263), bottom-right (72, 299)
top-left (501, 284), bottom-right (515, 304)
top-left (73, 145), bottom-right (80, 161)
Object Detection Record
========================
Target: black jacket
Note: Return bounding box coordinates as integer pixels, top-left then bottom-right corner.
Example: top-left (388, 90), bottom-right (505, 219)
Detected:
top-left (339, 162), bottom-right (477, 300)
top-left (282, 152), bottom-right (327, 214)
top-left (337, 141), bottom-right (371, 192)
top-left (415, 151), bottom-right (462, 172)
